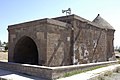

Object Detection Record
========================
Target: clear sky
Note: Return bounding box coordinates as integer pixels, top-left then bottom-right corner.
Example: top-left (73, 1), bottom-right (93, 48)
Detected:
top-left (0, 0), bottom-right (120, 47)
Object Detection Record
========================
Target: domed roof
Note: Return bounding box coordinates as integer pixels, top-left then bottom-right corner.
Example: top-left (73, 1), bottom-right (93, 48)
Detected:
top-left (92, 14), bottom-right (114, 30)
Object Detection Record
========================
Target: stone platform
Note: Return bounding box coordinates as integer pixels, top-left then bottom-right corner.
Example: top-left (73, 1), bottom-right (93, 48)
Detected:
top-left (0, 69), bottom-right (45, 80)
top-left (0, 61), bottom-right (118, 80)
top-left (58, 64), bottom-right (120, 80)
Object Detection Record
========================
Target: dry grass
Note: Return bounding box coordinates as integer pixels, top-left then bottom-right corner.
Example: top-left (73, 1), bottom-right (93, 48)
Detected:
top-left (0, 52), bottom-right (8, 62)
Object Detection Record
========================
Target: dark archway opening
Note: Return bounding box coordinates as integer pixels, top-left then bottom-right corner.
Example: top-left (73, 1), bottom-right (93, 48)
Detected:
top-left (14, 36), bottom-right (38, 65)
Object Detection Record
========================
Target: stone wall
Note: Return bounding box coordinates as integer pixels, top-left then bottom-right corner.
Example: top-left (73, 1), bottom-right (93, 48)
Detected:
top-left (106, 30), bottom-right (115, 60)
top-left (8, 18), bottom-right (72, 66)
top-left (46, 24), bottom-right (71, 66)
top-left (54, 14), bottom-right (115, 64)
top-left (73, 19), bottom-right (108, 64)
top-left (8, 20), bottom-right (48, 65)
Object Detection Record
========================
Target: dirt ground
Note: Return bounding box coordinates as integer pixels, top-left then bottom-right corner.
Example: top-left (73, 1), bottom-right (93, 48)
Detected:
top-left (0, 52), bottom-right (8, 62)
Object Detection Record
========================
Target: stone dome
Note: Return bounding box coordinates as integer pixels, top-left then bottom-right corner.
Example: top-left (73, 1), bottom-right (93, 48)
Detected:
top-left (92, 14), bottom-right (115, 30)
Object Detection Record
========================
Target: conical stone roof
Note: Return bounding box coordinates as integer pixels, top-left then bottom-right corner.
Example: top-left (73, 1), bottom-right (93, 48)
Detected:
top-left (92, 14), bottom-right (114, 30)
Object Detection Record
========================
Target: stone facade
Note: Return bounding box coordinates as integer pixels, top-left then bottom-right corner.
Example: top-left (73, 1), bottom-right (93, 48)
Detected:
top-left (8, 14), bottom-right (115, 66)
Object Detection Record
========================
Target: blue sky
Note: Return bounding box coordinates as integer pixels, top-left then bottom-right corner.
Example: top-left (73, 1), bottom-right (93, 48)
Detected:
top-left (0, 0), bottom-right (120, 46)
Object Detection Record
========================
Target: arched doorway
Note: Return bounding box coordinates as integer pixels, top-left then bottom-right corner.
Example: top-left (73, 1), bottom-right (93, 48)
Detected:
top-left (14, 36), bottom-right (38, 65)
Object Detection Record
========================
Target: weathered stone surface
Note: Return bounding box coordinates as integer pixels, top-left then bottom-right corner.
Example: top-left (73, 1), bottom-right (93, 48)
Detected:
top-left (8, 18), bottom-right (71, 66)
top-left (8, 14), bottom-right (115, 66)
top-left (54, 14), bottom-right (115, 64)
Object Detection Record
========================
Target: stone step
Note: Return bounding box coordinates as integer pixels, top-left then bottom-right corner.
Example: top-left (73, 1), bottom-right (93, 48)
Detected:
top-left (0, 69), bottom-right (46, 80)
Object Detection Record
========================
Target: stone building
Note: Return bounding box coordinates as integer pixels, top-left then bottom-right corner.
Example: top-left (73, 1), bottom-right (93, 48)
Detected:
top-left (8, 14), bottom-right (115, 66)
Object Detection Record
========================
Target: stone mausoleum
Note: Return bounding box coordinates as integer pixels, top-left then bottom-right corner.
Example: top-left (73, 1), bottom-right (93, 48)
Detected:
top-left (8, 14), bottom-right (115, 67)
